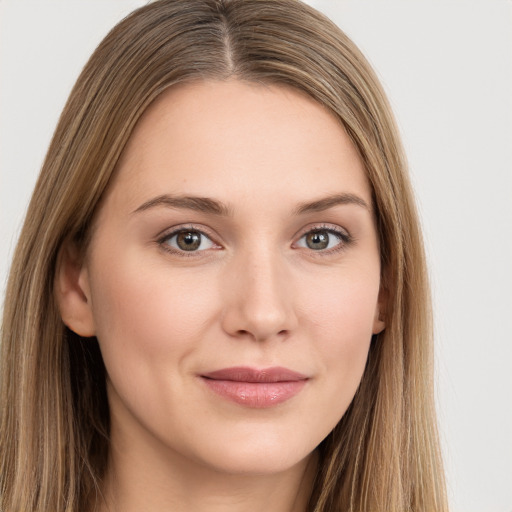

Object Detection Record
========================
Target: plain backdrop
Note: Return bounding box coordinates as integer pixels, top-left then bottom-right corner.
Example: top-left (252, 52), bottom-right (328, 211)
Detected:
top-left (1, 1), bottom-right (511, 511)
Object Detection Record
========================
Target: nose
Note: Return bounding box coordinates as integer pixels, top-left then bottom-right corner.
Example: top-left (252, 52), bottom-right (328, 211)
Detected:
top-left (220, 250), bottom-right (297, 342)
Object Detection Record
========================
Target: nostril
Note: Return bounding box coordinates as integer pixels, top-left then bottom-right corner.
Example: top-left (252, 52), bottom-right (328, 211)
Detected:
top-left (233, 328), bottom-right (289, 342)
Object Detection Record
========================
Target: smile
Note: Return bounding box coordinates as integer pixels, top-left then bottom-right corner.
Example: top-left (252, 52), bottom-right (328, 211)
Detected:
top-left (200, 366), bottom-right (309, 408)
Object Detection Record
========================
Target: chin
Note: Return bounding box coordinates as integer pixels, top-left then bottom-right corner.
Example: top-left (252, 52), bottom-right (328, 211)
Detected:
top-left (186, 429), bottom-right (318, 476)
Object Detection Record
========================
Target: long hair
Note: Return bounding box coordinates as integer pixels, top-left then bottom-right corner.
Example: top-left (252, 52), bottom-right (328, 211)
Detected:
top-left (0, 1), bottom-right (448, 510)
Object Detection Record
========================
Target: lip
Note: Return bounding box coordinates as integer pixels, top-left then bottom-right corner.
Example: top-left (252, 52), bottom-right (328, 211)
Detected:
top-left (200, 366), bottom-right (309, 408)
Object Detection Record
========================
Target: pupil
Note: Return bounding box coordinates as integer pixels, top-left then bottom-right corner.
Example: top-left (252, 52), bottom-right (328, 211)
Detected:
top-left (177, 231), bottom-right (201, 251)
top-left (307, 231), bottom-right (329, 250)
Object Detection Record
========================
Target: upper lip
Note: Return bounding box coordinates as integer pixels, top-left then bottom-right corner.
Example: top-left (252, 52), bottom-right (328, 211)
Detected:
top-left (201, 366), bottom-right (308, 383)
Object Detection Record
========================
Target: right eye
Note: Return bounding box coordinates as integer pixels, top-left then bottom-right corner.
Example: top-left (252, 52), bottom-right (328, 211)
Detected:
top-left (161, 229), bottom-right (217, 253)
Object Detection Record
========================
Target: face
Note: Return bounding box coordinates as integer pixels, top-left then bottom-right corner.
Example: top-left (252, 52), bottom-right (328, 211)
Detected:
top-left (63, 80), bottom-right (384, 476)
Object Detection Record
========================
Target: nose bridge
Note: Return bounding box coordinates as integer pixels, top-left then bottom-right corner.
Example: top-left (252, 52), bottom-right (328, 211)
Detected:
top-left (221, 242), bottom-right (296, 341)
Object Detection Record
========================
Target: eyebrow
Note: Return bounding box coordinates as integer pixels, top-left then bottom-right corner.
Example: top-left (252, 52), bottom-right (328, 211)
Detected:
top-left (294, 193), bottom-right (370, 214)
top-left (132, 192), bottom-right (370, 216)
top-left (132, 194), bottom-right (231, 216)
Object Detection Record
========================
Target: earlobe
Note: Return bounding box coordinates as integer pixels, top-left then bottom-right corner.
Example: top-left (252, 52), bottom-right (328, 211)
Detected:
top-left (372, 287), bottom-right (387, 335)
top-left (55, 241), bottom-right (96, 337)
top-left (372, 309), bottom-right (385, 335)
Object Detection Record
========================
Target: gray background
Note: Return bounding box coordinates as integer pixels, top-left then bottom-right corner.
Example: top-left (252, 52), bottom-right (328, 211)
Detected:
top-left (1, 1), bottom-right (511, 510)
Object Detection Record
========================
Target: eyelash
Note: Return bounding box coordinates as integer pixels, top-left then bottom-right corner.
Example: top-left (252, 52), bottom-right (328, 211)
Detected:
top-left (294, 224), bottom-right (353, 256)
top-left (157, 225), bottom-right (219, 258)
top-left (157, 224), bottom-right (353, 257)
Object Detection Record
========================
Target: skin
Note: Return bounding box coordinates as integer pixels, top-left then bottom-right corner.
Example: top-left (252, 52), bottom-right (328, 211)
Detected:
top-left (57, 80), bottom-right (385, 512)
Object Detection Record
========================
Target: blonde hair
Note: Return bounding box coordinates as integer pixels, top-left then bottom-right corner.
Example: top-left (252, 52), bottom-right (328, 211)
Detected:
top-left (0, 1), bottom-right (447, 510)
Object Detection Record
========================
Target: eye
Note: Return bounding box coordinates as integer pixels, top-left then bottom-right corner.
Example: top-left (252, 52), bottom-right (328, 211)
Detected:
top-left (161, 229), bottom-right (216, 253)
top-left (295, 228), bottom-right (350, 252)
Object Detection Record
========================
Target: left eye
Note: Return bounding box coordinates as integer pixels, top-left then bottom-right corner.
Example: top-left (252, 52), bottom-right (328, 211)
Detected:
top-left (296, 229), bottom-right (345, 251)
top-left (162, 230), bottom-right (216, 252)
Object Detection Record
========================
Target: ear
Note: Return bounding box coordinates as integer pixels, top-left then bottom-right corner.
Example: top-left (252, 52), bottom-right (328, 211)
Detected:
top-left (372, 286), bottom-right (387, 335)
top-left (55, 240), bottom-right (96, 337)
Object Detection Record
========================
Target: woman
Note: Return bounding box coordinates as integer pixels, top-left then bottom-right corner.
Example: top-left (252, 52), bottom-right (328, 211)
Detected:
top-left (0, 1), bottom-right (448, 511)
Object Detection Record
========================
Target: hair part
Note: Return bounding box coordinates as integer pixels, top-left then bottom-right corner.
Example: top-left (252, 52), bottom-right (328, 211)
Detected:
top-left (0, 1), bottom-right (447, 510)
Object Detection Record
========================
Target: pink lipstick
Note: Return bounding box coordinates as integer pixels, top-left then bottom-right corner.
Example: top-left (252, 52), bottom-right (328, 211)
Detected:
top-left (200, 367), bottom-right (308, 408)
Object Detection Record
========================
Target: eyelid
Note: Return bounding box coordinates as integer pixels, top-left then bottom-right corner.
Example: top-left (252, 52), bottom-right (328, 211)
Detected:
top-left (155, 222), bottom-right (218, 239)
top-left (156, 224), bottom-right (222, 255)
top-left (155, 222), bottom-right (353, 257)
top-left (292, 223), bottom-right (353, 254)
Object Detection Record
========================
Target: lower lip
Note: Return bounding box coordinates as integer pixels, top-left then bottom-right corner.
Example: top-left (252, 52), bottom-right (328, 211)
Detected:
top-left (201, 378), bottom-right (307, 408)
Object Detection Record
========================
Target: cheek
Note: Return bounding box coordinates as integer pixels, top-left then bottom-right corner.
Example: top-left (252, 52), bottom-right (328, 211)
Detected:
top-left (87, 253), bottom-right (225, 433)
top-left (88, 250), bottom-right (219, 368)
top-left (300, 269), bottom-right (379, 406)
top-left (304, 265), bottom-right (380, 343)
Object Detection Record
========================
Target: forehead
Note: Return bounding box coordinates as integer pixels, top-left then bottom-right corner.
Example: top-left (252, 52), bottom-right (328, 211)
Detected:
top-left (110, 79), bottom-right (371, 210)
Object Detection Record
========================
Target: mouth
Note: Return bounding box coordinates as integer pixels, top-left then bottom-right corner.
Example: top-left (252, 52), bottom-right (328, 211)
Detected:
top-left (200, 366), bottom-right (309, 408)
